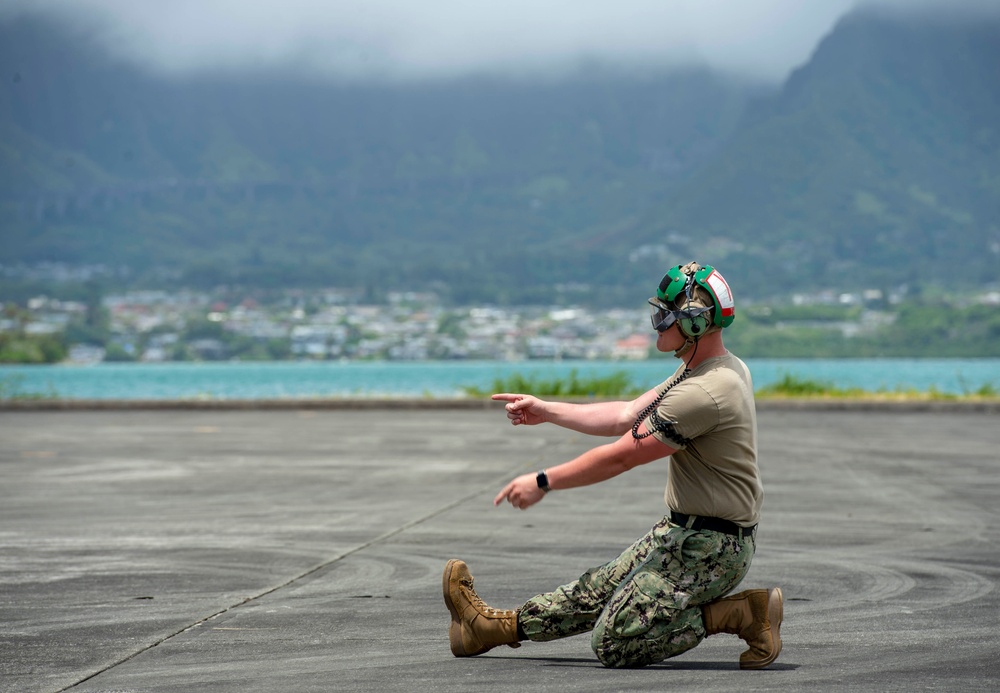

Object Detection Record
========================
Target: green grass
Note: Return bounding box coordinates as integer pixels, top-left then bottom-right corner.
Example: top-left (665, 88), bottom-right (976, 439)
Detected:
top-left (465, 370), bottom-right (1000, 402)
top-left (756, 373), bottom-right (1000, 401)
top-left (756, 373), bottom-right (867, 398)
top-left (462, 369), bottom-right (644, 399)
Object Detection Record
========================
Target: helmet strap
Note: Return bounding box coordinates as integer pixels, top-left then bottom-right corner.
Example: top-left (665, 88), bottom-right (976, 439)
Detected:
top-left (673, 338), bottom-right (695, 359)
top-left (674, 333), bottom-right (702, 360)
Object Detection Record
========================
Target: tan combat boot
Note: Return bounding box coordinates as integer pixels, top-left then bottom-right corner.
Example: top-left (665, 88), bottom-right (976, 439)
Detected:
top-left (702, 587), bottom-right (783, 669)
top-left (442, 559), bottom-right (522, 657)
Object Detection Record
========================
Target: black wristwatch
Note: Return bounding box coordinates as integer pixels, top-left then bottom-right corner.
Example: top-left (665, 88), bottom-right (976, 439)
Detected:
top-left (536, 470), bottom-right (550, 493)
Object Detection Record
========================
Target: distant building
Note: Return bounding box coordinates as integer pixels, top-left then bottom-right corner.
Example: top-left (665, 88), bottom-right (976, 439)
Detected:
top-left (67, 344), bottom-right (106, 364)
top-left (612, 334), bottom-right (651, 360)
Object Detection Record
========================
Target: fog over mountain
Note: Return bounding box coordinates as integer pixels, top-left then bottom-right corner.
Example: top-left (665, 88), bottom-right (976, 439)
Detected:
top-left (4, 0), bottom-right (996, 83)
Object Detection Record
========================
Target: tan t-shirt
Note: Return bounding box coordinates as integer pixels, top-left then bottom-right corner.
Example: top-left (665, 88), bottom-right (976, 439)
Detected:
top-left (649, 352), bottom-right (762, 527)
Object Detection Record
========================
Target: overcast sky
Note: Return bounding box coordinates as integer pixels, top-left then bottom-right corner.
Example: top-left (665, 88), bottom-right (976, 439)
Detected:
top-left (4, 0), bottom-right (997, 83)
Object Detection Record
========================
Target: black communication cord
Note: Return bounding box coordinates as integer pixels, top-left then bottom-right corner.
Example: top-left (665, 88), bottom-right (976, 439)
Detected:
top-left (631, 338), bottom-right (699, 440)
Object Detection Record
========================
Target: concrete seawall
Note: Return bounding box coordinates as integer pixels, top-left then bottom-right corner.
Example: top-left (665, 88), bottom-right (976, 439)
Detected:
top-left (3, 397), bottom-right (998, 413)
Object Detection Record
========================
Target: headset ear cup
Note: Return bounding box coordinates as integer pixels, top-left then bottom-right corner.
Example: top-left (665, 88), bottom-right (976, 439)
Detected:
top-left (679, 315), bottom-right (709, 339)
top-left (694, 315), bottom-right (709, 336)
top-left (678, 318), bottom-right (693, 338)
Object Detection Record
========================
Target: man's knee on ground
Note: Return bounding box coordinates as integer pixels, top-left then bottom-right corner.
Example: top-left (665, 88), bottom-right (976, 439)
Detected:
top-left (591, 624), bottom-right (662, 668)
top-left (591, 620), bottom-right (702, 668)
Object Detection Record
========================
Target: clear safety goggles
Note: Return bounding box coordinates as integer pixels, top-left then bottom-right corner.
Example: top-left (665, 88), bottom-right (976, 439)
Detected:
top-left (648, 298), bottom-right (711, 333)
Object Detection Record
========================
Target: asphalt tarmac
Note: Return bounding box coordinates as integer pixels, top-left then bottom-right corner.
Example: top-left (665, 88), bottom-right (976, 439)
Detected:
top-left (1, 405), bottom-right (998, 693)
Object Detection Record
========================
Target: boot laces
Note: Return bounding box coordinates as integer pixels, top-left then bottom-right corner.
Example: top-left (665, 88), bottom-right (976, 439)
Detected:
top-left (461, 577), bottom-right (514, 617)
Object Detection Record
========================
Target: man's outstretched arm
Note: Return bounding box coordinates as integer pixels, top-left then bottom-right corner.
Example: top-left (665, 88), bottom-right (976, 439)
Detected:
top-left (492, 386), bottom-right (665, 437)
top-left (494, 426), bottom-right (677, 510)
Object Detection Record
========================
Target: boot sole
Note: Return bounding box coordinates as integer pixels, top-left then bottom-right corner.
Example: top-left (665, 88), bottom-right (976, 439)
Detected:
top-left (741, 587), bottom-right (783, 670)
top-left (442, 559), bottom-right (473, 657)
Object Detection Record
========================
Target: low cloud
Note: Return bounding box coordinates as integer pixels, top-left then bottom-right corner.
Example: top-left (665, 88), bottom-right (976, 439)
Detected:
top-left (3, 0), bottom-right (995, 83)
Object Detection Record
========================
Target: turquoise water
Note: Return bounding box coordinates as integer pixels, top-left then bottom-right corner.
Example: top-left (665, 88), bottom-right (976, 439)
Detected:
top-left (2, 358), bottom-right (999, 400)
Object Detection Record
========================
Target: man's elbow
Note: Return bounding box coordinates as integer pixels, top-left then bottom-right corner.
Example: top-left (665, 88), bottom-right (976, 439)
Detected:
top-left (615, 449), bottom-right (654, 473)
top-left (612, 410), bottom-right (638, 437)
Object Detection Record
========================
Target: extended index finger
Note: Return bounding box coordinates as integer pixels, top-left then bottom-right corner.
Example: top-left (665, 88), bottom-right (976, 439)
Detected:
top-left (490, 393), bottom-right (522, 403)
top-left (493, 482), bottom-right (513, 506)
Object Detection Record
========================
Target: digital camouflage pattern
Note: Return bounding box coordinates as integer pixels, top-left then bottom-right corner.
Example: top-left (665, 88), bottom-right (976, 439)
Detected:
top-left (517, 515), bottom-right (754, 668)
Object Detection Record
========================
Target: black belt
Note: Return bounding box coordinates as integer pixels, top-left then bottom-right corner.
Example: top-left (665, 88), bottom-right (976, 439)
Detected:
top-left (669, 510), bottom-right (756, 539)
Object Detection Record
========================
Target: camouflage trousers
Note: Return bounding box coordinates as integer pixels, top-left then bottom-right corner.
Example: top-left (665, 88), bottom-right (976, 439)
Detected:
top-left (517, 515), bottom-right (755, 668)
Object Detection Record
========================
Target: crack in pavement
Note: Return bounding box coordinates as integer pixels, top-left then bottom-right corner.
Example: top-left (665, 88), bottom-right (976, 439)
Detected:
top-left (57, 460), bottom-right (543, 692)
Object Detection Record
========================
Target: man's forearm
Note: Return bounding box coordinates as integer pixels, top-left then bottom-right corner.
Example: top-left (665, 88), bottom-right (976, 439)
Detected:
top-left (545, 426), bottom-right (675, 491)
top-left (543, 387), bottom-right (664, 437)
top-left (545, 443), bottom-right (632, 489)
top-left (542, 400), bottom-right (631, 436)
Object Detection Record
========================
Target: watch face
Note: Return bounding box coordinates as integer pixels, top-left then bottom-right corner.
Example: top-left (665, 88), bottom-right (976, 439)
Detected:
top-left (536, 471), bottom-right (549, 490)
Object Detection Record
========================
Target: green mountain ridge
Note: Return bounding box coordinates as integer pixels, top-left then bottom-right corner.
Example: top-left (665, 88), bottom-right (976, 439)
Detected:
top-left (637, 10), bottom-right (1000, 293)
top-left (1, 9), bottom-right (998, 305)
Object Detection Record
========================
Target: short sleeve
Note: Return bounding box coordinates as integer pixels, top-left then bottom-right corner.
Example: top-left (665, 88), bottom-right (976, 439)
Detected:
top-left (650, 381), bottom-right (720, 450)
